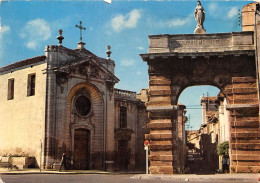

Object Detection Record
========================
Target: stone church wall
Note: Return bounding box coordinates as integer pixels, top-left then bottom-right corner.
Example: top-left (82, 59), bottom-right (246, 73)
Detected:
top-left (0, 62), bottom-right (47, 168)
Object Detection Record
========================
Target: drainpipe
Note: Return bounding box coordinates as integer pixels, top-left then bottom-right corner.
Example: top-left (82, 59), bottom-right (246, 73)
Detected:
top-left (103, 84), bottom-right (107, 171)
top-left (254, 6), bottom-right (260, 115)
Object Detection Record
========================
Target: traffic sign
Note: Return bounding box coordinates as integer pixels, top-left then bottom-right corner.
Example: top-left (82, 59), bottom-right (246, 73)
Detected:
top-left (144, 140), bottom-right (150, 147)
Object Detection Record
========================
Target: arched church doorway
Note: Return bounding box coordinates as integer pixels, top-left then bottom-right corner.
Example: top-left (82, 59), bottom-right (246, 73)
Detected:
top-left (73, 128), bottom-right (90, 170)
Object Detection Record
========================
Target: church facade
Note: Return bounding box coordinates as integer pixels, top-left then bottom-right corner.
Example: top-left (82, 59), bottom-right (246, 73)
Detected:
top-left (0, 37), bottom-right (148, 171)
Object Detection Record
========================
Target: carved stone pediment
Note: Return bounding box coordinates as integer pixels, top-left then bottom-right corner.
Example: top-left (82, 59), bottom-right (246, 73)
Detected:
top-left (69, 62), bottom-right (104, 79)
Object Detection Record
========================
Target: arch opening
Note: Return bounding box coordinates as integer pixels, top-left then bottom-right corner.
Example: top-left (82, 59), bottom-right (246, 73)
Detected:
top-left (178, 85), bottom-right (230, 174)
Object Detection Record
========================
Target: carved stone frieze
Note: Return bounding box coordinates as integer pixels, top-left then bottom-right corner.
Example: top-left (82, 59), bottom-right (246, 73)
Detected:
top-left (56, 71), bottom-right (69, 84)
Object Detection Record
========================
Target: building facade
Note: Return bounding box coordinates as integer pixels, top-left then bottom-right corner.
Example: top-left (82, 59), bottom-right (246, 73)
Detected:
top-left (0, 39), bottom-right (148, 171)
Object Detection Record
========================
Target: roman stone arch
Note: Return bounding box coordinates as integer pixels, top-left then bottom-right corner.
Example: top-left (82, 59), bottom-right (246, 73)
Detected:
top-left (140, 32), bottom-right (260, 174)
top-left (65, 82), bottom-right (104, 169)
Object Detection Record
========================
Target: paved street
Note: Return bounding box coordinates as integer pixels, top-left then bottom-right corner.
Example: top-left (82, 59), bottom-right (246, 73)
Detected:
top-left (0, 174), bottom-right (258, 183)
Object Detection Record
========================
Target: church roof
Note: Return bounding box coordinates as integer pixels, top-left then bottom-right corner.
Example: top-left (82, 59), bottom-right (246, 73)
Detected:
top-left (0, 55), bottom-right (46, 73)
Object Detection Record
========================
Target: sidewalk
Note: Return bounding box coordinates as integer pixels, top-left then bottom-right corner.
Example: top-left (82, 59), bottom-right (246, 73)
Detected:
top-left (0, 168), bottom-right (111, 175)
top-left (132, 174), bottom-right (259, 182)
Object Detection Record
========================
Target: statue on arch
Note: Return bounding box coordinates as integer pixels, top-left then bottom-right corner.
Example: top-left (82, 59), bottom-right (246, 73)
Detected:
top-left (194, 0), bottom-right (206, 34)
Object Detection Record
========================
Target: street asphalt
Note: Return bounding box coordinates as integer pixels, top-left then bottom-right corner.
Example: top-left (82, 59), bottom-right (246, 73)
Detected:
top-left (0, 168), bottom-right (259, 183)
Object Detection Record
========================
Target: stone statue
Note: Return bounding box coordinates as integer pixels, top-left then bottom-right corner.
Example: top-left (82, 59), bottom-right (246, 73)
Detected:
top-left (194, 1), bottom-right (206, 34)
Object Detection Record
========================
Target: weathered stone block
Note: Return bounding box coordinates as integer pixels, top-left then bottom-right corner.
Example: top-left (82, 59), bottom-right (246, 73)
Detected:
top-left (232, 87), bottom-right (257, 94)
top-left (231, 149), bottom-right (260, 155)
top-left (149, 96), bottom-right (171, 102)
top-left (232, 77), bottom-right (256, 83)
top-left (149, 166), bottom-right (173, 174)
top-left (149, 133), bottom-right (173, 140)
top-left (149, 80), bottom-right (171, 85)
top-left (150, 150), bottom-right (173, 155)
top-left (230, 128), bottom-right (260, 133)
top-left (150, 160), bottom-right (172, 166)
top-left (230, 120), bottom-right (259, 128)
top-left (230, 165), bottom-right (260, 173)
top-left (232, 34), bottom-right (254, 45)
top-left (235, 161), bottom-right (260, 166)
top-left (150, 129), bottom-right (172, 134)
top-left (147, 122), bottom-right (172, 129)
top-left (149, 85), bottom-right (171, 91)
top-left (231, 139), bottom-right (260, 144)
top-left (149, 90), bottom-right (171, 96)
top-left (231, 132), bottom-right (260, 139)
top-left (231, 143), bottom-right (260, 150)
top-left (233, 98), bottom-right (258, 104)
top-left (232, 93), bottom-right (257, 100)
top-left (150, 140), bottom-right (173, 145)
top-left (150, 144), bottom-right (172, 150)
top-left (231, 154), bottom-right (260, 161)
top-left (232, 83), bottom-right (257, 88)
top-left (149, 155), bottom-right (173, 161)
top-left (148, 101), bottom-right (171, 106)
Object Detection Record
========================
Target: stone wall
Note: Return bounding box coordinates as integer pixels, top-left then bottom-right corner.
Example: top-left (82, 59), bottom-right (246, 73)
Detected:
top-left (0, 61), bottom-right (47, 168)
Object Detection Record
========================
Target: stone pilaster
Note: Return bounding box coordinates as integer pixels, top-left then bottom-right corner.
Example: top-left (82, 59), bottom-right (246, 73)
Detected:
top-left (44, 45), bottom-right (58, 169)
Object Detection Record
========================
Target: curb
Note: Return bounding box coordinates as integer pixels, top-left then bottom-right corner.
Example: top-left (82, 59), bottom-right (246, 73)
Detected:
top-left (0, 170), bottom-right (144, 175)
top-left (0, 170), bottom-right (112, 175)
top-left (131, 174), bottom-right (259, 182)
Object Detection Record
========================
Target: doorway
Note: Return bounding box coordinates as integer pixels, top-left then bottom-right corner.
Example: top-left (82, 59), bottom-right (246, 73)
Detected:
top-left (74, 128), bottom-right (90, 170)
top-left (117, 139), bottom-right (129, 170)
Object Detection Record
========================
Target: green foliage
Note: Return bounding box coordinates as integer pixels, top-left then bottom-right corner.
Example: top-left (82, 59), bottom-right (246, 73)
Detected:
top-left (217, 141), bottom-right (229, 158)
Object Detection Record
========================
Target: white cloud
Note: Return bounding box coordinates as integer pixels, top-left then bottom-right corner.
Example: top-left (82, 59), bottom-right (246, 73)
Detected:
top-left (208, 2), bottom-right (218, 12)
top-left (20, 18), bottom-right (51, 49)
top-left (137, 46), bottom-right (144, 50)
top-left (0, 25), bottom-right (10, 40)
top-left (158, 14), bottom-right (192, 28)
top-left (111, 9), bottom-right (141, 32)
top-left (136, 71), bottom-right (142, 75)
top-left (0, 25), bottom-right (11, 65)
top-left (227, 7), bottom-right (238, 19)
top-left (121, 58), bottom-right (135, 66)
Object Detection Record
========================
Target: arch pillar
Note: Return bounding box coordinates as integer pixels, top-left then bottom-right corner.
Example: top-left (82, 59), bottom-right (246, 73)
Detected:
top-left (224, 77), bottom-right (260, 173)
top-left (145, 74), bottom-right (179, 174)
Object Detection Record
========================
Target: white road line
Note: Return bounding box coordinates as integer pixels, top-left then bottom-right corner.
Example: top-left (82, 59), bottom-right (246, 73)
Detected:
top-left (0, 177), bottom-right (5, 183)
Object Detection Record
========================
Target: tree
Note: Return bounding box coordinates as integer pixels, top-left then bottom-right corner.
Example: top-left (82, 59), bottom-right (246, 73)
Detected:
top-left (217, 141), bottom-right (229, 158)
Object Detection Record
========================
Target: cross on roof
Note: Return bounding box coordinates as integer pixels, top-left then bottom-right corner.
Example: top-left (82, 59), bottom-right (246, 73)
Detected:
top-left (75, 21), bottom-right (86, 42)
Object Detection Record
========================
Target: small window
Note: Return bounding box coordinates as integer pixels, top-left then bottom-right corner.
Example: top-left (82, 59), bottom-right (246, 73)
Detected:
top-left (120, 107), bottom-right (127, 128)
top-left (7, 78), bottom-right (14, 100)
top-left (27, 73), bottom-right (36, 96)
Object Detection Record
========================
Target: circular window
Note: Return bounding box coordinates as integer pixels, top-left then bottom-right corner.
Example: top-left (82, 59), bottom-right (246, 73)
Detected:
top-left (75, 96), bottom-right (91, 116)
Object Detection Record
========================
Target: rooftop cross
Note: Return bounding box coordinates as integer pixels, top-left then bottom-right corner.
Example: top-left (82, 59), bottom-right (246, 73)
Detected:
top-left (75, 21), bottom-right (86, 42)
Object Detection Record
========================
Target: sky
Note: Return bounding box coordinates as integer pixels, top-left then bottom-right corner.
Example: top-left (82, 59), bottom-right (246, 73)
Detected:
top-left (0, 0), bottom-right (254, 130)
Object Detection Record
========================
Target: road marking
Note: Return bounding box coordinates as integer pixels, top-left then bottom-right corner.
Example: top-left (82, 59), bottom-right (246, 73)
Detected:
top-left (0, 177), bottom-right (5, 183)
